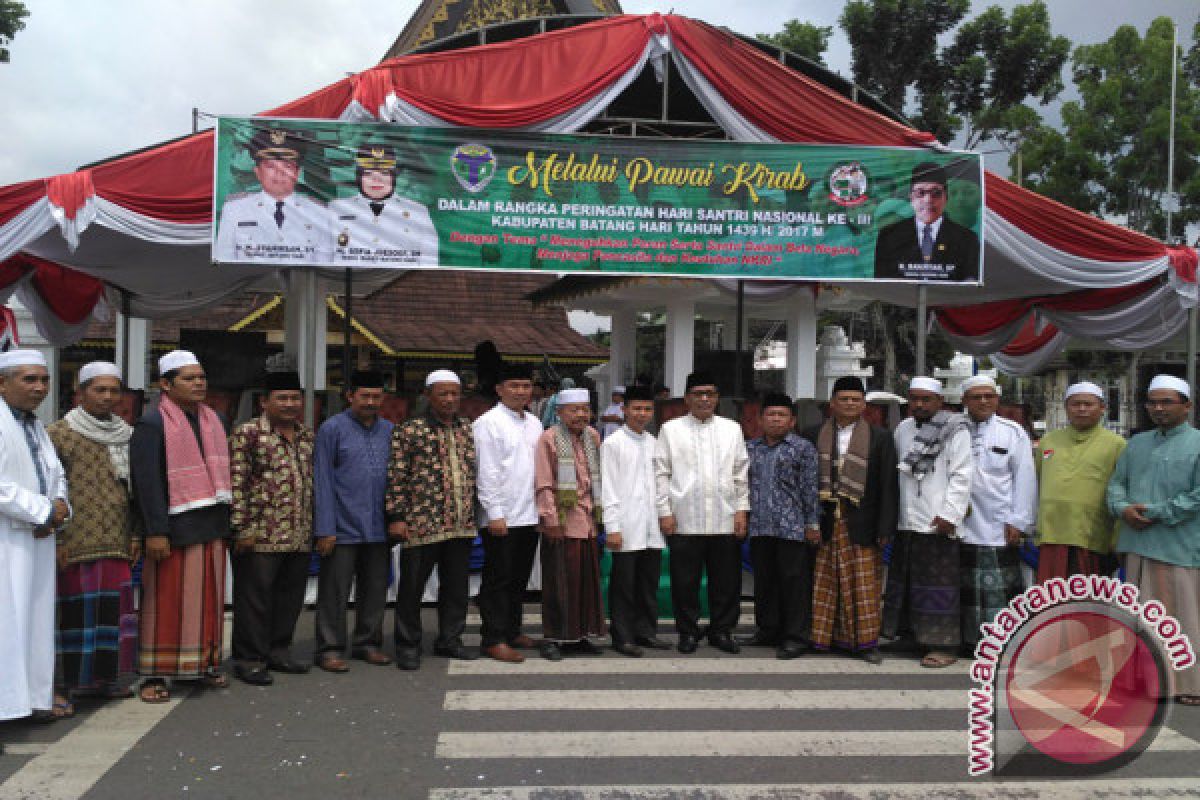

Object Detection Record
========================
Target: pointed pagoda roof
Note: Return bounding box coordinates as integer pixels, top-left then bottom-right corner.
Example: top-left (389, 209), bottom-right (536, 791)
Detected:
top-left (384, 0), bottom-right (622, 59)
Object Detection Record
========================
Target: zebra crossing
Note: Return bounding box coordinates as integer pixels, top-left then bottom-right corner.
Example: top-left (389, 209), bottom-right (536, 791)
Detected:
top-left (427, 602), bottom-right (1200, 800)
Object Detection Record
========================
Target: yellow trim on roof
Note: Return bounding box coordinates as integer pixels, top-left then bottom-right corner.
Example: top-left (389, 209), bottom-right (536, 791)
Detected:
top-left (229, 295), bottom-right (282, 332)
top-left (393, 351), bottom-right (606, 365)
top-left (326, 297), bottom-right (397, 357)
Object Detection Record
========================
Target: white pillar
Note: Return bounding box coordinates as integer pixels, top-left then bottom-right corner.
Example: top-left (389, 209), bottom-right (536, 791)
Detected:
top-left (7, 298), bottom-right (59, 422)
top-left (664, 297), bottom-right (695, 398)
top-left (785, 290), bottom-right (818, 400)
top-left (114, 312), bottom-right (150, 390)
top-left (608, 307), bottom-right (637, 388)
top-left (284, 272), bottom-right (327, 391)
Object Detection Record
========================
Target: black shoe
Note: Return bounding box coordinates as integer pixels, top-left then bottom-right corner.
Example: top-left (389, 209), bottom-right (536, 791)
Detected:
top-left (613, 641), bottom-right (644, 658)
top-left (861, 648), bottom-right (883, 665)
top-left (433, 644), bottom-right (478, 661)
top-left (737, 633), bottom-right (779, 648)
top-left (709, 634), bottom-right (741, 654)
top-left (677, 634), bottom-right (698, 654)
top-left (635, 636), bottom-right (672, 650)
top-left (234, 666), bottom-right (274, 686)
top-left (396, 650), bottom-right (421, 671)
top-left (567, 639), bottom-right (603, 656)
top-left (539, 641), bottom-right (563, 661)
top-left (776, 642), bottom-right (809, 660)
top-left (266, 658), bottom-right (310, 674)
top-left (880, 637), bottom-right (918, 654)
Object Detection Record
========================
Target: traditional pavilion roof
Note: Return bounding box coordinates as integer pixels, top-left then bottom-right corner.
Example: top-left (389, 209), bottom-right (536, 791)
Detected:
top-left (384, 0), bottom-right (623, 59)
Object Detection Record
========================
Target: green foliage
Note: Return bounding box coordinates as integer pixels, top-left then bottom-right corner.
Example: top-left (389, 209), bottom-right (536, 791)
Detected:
top-left (756, 21), bottom-right (833, 65)
top-left (0, 0), bottom-right (29, 63)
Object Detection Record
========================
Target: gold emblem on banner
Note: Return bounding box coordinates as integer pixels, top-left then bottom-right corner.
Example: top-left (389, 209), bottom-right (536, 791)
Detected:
top-left (269, 130), bottom-right (287, 145)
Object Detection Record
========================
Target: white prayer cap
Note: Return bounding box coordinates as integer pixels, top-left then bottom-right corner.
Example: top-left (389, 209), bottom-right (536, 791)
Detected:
top-left (558, 388), bottom-right (590, 405)
top-left (613, 386), bottom-right (626, 394)
top-left (158, 349), bottom-right (200, 375)
top-left (1065, 381), bottom-right (1105, 401)
top-left (908, 376), bottom-right (943, 395)
top-left (961, 375), bottom-right (1000, 396)
top-left (1148, 374), bottom-right (1191, 399)
top-left (0, 349), bottom-right (46, 370)
top-left (425, 369), bottom-right (461, 387)
top-left (79, 361), bottom-right (122, 385)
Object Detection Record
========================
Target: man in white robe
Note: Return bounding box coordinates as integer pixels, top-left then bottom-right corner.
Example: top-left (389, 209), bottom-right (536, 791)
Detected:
top-left (0, 350), bottom-right (69, 728)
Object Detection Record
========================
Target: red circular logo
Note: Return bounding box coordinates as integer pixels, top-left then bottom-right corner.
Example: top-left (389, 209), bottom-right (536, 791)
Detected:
top-left (1005, 610), bottom-right (1165, 766)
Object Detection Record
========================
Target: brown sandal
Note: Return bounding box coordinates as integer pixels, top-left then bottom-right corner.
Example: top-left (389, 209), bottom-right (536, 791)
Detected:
top-left (139, 680), bottom-right (170, 703)
top-left (921, 651), bottom-right (959, 669)
top-left (199, 672), bottom-right (229, 689)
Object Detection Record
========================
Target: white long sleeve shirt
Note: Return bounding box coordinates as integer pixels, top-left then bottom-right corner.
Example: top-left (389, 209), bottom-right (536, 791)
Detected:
top-left (601, 425), bottom-right (665, 552)
top-left (894, 417), bottom-right (973, 535)
top-left (473, 403), bottom-right (543, 527)
top-left (654, 413), bottom-right (750, 536)
top-left (960, 414), bottom-right (1037, 547)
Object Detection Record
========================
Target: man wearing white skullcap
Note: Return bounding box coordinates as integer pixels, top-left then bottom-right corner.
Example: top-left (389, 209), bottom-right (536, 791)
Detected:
top-left (47, 362), bottom-right (138, 710)
top-left (1034, 380), bottom-right (1125, 584)
top-left (1108, 374), bottom-right (1200, 705)
top-left (883, 376), bottom-right (973, 668)
top-left (533, 386), bottom-right (607, 660)
top-left (130, 350), bottom-right (232, 700)
top-left (958, 375), bottom-right (1036, 649)
top-left (0, 349), bottom-right (68, 726)
top-left (386, 369), bottom-right (477, 670)
top-left (599, 385), bottom-right (626, 440)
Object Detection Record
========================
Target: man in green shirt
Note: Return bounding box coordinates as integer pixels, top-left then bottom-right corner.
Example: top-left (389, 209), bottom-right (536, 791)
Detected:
top-left (1035, 381), bottom-right (1125, 582)
top-left (1107, 374), bottom-right (1200, 706)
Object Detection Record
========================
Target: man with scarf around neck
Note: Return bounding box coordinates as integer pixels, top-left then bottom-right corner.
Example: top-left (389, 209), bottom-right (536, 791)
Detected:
top-left (881, 376), bottom-right (973, 668)
top-left (654, 372), bottom-right (750, 655)
top-left (47, 362), bottom-right (139, 713)
top-left (228, 371), bottom-right (314, 686)
top-left (742, 393), bottom-right (821, 661)
top-left (802, 377), bottom-right (898, 665)
top-left (130, 351), bottom-right (232, 701)
top-left (533, 387), bottom-right (607, 660)
top-left (0, 350), bottom-right (69, 735)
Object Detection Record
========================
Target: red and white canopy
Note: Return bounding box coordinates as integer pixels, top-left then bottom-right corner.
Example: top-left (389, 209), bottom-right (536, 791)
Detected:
top-left (1, 13), bottom-right (1193, 362)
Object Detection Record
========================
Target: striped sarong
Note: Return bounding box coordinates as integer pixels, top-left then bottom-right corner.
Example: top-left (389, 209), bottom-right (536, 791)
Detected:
top-left (960, 543), bottom-right (1023, 646)
top-left (811, 517), bottom-right (882, 652)
top-left (1036, 543), bottom-right (1115, 583)
top-left (56, 559), bottom-right (137, 690)
top-left (540, 537), bottom-right (607, 642)
top-left (138, 538), bottom-right (226, 677)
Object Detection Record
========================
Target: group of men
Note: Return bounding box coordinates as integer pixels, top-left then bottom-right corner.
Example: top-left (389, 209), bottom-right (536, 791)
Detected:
top-left (214, 128), bottom-right (438, 267)
top-left (3, 348), bottom-right (1200, 746)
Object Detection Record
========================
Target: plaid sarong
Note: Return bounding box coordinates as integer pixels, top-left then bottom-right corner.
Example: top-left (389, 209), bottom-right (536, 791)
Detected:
top-left (960, 543), bottom-right (1023, 646)
top-left (138, 538), bottom-right (226, 677)
top-left (56, 558), bottom-right (137, 689)
top-left (811, 514), bottom-right (882, 652)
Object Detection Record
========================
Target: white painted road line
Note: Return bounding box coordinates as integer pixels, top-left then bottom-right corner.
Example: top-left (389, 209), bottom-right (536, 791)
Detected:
top-left (435, 728), bottom-right (1200, 759)
top-left (448, 657), bottom-right (970, 675)
top-left (444, 688), bottom-right (967, 711)
top-left (0, 743), bottom-right (49, 756)
top-left (0, 689), bottom-right (188, 800)
top-left (428, 778), bottom-right (1200, 799)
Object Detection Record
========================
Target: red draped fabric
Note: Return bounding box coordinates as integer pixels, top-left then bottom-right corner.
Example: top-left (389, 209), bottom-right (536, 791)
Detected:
top-left (0, 179), bottom-right (45, 226)
top-left (936, 280), bottom-right (1159, 337)
top-left (46, 172), bottom-right (96, 221)
top-left (0, 253), bottom-right (105, 323)
top-left (999, 317), bottom-right (1060, 357)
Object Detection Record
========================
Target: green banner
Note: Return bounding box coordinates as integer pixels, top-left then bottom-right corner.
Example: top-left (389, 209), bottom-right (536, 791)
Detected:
top-left (213, 117), bottom-right (984, 284)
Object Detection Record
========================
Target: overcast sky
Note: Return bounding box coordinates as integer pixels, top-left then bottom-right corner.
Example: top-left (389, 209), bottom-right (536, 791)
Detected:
top-left (0, 1), bottom-right (1195, 186)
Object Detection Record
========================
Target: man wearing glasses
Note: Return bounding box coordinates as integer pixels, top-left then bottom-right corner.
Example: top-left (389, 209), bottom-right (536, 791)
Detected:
top-left (873, 162), bottom-right (980, 282)
top-left (1107, 374), bottom-right (1200, 706)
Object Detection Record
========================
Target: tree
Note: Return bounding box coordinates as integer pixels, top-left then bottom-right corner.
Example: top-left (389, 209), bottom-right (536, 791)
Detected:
top-left (1017, 17), bottom-right (1200, 241)
top-left (757, 21), bottom-right (832, 65)
top-left (0, 0), bottom-right (28, 64)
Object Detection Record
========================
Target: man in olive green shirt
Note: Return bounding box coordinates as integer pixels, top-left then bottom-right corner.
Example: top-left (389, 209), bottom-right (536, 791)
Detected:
top-left (1034, 381), bottom-right (1125, 582)
top-left (1106, 374), bottom-right (1200, 705)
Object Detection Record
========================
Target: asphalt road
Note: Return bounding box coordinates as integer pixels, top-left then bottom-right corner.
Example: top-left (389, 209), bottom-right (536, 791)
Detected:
top-left (2, 604), bottom-right (1199, 800)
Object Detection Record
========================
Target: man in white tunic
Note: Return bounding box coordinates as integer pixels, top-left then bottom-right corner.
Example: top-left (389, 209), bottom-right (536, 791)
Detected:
top-left (654, 372), bottom-right (749, 654)
top-left (0, 350), bottom-right (69, 728)
top-left (602, 386), bottom-right (667, 657)
top-left (881, 376), bottom-right (973, 668)
top-left (473, 362), bottom-right (543, 664)
top-left (958, 375), bottom-right (1036, 647)
top-left (330, 143), bottom-right (438, 267)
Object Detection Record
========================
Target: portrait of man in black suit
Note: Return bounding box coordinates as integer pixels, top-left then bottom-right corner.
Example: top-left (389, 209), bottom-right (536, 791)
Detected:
top-left (873, 162), bottom-right (980, 282)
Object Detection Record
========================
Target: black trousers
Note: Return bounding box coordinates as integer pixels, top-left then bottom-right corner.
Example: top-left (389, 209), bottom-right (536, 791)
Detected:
top-left (393, 537), bottom-right (473, 655)
top-left (231, 550), bottom-right (310, 667)
top-left (477, 525), bottom-right (540, 647)
top-left (668, 534), bottom-right (742, 638)
top-left (608, 548), bottom-right (663, 646)
top-left (749, 536), bottom-right (815, 645)
top-left (313, 541), bottom-right (391, 658)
